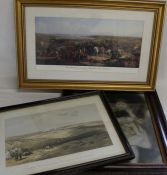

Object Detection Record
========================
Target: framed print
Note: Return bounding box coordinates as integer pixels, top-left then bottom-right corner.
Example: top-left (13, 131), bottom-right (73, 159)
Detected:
top-left (0, 92), bottom-right (134, 175)
top-left (63, 90), bottom-right (167, 174)
top-left (104, 91), bottom-right (167, 164)
top-left (15, 0), bottom-right (166, 91)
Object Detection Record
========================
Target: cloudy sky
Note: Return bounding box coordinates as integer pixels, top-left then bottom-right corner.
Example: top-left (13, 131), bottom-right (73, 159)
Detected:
top-left (5, 103), bottom-right (103, 138)
top-left (35, 17), bottom-right (144, 37)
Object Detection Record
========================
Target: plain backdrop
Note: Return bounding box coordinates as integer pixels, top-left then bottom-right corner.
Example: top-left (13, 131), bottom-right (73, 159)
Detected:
top-left (0, 0), bottom-right (166, 118)
top-left (0, 0), bottom-right (61, 106)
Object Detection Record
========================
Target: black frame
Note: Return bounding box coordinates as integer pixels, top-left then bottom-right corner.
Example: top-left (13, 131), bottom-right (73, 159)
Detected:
top-left (62, 90), bottom-right (167, 174)
top-left (0, 91), bottom-right (134, 175)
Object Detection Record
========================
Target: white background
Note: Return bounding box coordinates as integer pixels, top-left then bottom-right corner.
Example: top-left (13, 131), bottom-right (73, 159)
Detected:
top-left (0, 0), bottom-right (167, 119)
top-left (0, 0), bottom-right (61, 107)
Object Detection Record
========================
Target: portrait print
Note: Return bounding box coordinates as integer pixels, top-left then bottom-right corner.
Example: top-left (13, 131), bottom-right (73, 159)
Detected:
top-left (107, 92), bottom-right (162, 163)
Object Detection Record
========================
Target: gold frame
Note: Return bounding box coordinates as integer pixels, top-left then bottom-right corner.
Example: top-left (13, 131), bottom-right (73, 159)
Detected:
top-left (15, 0), bottom-right (166, 91)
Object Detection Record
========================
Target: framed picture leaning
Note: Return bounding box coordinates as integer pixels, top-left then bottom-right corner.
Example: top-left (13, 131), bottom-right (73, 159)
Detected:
top-left (0, 92), bottom-right (134, 175)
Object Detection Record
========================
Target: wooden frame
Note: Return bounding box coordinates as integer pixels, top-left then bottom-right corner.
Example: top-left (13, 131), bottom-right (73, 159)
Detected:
top-left (63, 90), bottom-right (167, 174)
top-left (15, 0), bottom-right (166, 91)
top-left (0, 92), bottom-right (134, 175)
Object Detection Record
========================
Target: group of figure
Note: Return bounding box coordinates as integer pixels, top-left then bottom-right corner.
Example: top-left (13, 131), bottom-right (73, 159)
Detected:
top-left (36, 39), bottom-right (117, 64)
top-left (6, 147), bottom-right (23, 161)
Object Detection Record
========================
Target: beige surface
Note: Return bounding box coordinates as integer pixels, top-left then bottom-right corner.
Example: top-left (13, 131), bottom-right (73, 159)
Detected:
top-left (0, 89), bottom-right (61, 107)
top-left (0, 0), bottom-right (61, 107)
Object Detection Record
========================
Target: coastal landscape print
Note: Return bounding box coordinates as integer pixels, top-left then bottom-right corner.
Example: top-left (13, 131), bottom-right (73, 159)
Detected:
top-left (5, 103), bottom-right (112, 167)
top-left (35, 17), bottom-right (144, 68)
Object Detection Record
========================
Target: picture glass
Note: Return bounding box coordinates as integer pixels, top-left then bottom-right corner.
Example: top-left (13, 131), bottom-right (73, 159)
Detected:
top-left (25, 7), bottom-right (154, 82)
top-left (5, 104), bottom-right (112, 166)
top-left (107, 92), bottom-right (162, 163)
top-left (35, 17), bottom-right (143, 68)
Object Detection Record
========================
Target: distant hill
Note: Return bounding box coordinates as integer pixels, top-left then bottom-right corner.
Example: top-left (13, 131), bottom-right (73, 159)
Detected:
top-left (6, 120), bottom-right (112, 166)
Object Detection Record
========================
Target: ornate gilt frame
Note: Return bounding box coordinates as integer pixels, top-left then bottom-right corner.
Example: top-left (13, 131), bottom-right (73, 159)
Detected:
top-left (15, 0), bottom-right (166, 91)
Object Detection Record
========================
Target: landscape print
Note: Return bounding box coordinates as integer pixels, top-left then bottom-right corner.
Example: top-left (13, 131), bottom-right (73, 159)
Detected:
top-left (35, 17), bottom-right (144, 68)
top-left (5, 103), bottom-right (112, 167)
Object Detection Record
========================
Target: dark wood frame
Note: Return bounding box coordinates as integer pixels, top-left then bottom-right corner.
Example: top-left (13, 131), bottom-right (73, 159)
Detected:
top-left (0, 91), bottom-right (134, 175)
top-left (63, 90), bottom-right (167, 175)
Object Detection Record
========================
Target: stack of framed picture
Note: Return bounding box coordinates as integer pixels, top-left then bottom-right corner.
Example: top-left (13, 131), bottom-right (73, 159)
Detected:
top-left (63, 90), bottom-right (167, 175)
top-left (12, 0), bottom-right (167, 174)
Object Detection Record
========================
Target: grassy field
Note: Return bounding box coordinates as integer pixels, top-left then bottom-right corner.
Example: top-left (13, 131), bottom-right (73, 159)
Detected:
top-left (6, 121), bottom-right (112, 166)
